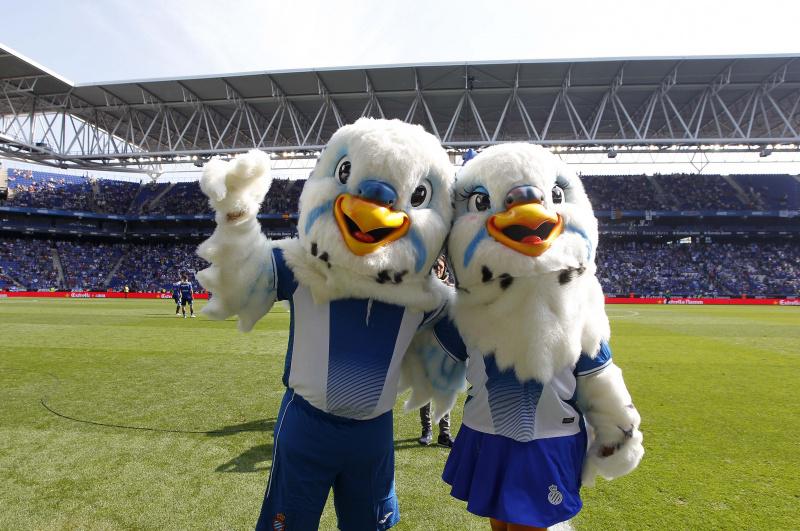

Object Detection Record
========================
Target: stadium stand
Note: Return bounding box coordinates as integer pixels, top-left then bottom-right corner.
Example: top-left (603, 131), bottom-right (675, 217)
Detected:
top-left (106, 242), bottom-right (207, 293)
top-left (144, 182), bottom-right (211, 215)
top-left (596, 241), bottom-right (800, 298)
top-left (1, 236), bottom-right (796, 297)
top-left (1, 165), bottom-right (797, 297)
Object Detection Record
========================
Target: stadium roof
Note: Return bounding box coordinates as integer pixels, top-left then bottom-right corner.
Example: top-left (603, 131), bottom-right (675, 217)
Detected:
top-left (1, 45), bottom-right (799, 170)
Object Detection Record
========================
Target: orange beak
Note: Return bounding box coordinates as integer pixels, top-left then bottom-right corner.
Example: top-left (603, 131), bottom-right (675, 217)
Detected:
top-left (333, 194), bottom-right (410, 255)
top-left (487, 202), bottom-right (563, 257)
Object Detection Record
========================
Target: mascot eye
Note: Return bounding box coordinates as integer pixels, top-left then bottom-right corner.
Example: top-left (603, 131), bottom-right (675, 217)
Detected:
top-left (468, 192), bottom-right (491, 212)
top-left (410, 180), bottom-right (432, 208)
top-left (552, 185), bottom-right (565, 204)
top-left (335, 157), bottom-right (351, 184)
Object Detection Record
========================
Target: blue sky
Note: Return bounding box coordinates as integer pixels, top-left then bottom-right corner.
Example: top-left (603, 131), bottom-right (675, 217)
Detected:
top-left (4, 0), bottom-right (799, 84)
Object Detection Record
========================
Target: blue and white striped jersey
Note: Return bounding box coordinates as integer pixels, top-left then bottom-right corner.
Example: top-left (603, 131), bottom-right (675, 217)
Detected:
top-left (433, 319), bottom-right (612, 443)
top-left (272, 248), bottom-right (444, 420)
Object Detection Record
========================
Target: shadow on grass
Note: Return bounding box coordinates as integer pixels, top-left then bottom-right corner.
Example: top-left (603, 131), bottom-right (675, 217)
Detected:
top-left (211, 418), bottom-right (276, 473)
top-left (215, 443), bottom-right (273, 473)
top-left (206, 418), bottom-right (276, 436)
top-left (213, 428), bottom-right (443, 474)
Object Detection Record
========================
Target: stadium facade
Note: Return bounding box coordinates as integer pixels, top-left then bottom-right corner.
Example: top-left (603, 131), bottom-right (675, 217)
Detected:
top-left (0, 49), bottom-right (798, 298)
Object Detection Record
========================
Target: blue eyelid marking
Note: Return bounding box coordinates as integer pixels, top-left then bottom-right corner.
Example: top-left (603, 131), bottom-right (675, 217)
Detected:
top-left (565, 224), bottom-right (593, 262)
top-left (471, 185), bottom-right (489, 195)
top-left (304, 200), bottom-right (333, 235)
top-left (409, 228), bottom-right (427, 273)
top-left (463, 225), bottom-right (488, 268)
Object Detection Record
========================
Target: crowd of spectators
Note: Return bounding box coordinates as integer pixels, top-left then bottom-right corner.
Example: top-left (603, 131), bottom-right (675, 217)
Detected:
top-left (261, 179), bottom-right (304, 215)
top-left (4, 166), bottom-right (798, 216)
top-left (582, 175), bottom-right (657, 210)
top-left (1, 236), bottom-right (797, 298)
top-left (55, 240), bottom-right (127, 291)
top-left (144, 182), bottom-right (211, 215)
top-left (596, 240), bottom-right (800, 297)
top-left (94, 180), bottom-right (140, 214)
top-left (106, 242), bottom-right (207, 292)
top-left (653, 174), bottom-right (748, 210)
top-left (2, 168), bottom-right (141, 215)
top-left (0, 237), bottom-right (60, 291)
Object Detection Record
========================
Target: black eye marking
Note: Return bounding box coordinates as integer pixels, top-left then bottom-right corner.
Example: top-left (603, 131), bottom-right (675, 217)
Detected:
top-left (310, 242), bottom-right (318, 256)
top-left (335, 157), bottom-right (351, 184)
top-left (552, 185), bottom-right (565, 205)
top-left (558, 265), bottom-right (586, 285)
top-left (318, 251), bottom-right (331, 268)
top-left (498, 273), bottom-right (514, 290)
top-left (481, 266), bottom-right (493, 283)
top-left (376, 269), bottom-right (407, 284)
top-left (410, 184), bottom-right (429, 207)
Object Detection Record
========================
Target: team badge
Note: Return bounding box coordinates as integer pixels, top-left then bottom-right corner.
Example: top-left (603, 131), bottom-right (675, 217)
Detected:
top-left (547, 484), bottom-right (563, 505)
top-left (272, 513), bottom-right (286, 530)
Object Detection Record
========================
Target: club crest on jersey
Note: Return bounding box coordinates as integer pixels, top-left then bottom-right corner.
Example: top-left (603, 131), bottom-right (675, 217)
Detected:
top-left (547, 484), bottom-right (563, 506)
top-left (272, 513), bottom-right (286, 530)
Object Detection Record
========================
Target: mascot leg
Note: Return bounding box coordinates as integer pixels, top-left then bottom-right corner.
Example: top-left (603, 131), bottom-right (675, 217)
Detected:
top-left (490, 519), bottom-right (546, 531)
top-left (256, 391), bottom-right (331, 531)
top-left (255, 391), bottom-right (399, 531)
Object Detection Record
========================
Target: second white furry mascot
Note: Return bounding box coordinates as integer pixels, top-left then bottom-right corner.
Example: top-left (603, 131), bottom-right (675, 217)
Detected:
top-left (427, 144), bottom-right (644, 530)
top-left (195, 118), bottom-right (458, 531)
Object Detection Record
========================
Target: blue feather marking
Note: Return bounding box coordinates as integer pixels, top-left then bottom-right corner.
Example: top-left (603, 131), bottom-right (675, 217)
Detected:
top-left (408, 227), bottom-right (427, 273)
top-left (420, 343), bottom-right (466, 393)
top-left (304, 200), bottom-right (333, 235)
top-left (463, 225), bottom-right (489, 268)
top-left (564, 224), bottom-right (594, 261)
top-left (245, 257), bottom-right (276, 305)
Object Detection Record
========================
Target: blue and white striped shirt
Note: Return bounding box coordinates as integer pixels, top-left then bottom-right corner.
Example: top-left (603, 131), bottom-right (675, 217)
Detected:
top-left (433, 319), bottom-right (613, 443)
top-left (272, 248), bottom-right (443, 420)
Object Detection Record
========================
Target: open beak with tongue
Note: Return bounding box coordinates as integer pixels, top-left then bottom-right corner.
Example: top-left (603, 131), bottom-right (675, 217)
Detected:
top-left (334, 194), bottom-right (410, 256)
top-left (487, 202), bottom-right (563, 257)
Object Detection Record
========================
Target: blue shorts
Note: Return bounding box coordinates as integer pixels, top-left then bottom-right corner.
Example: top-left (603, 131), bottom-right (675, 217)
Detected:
top-left (256, 390), bottom-right (399, 531)
top-left (173, 295), bottom-right (180, 303)
top-left (442, 424), bottom-right (586, 528)
top-left (180, 296), bottom-right (192, 305)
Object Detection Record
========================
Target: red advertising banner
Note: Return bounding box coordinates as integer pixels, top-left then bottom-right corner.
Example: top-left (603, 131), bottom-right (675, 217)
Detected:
top-left (0, 291), bottom-right (210, 299)
top-left (604, 297), bottom-right (800, 306)
top-left (0, 292), bottom-right (797, 306)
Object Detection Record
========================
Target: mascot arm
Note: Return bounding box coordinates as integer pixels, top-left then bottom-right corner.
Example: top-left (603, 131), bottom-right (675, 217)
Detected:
top-left (577, 362), bottom-right (644, 487)
top-left (399, 319), bottom-right (467, 423)
top-left (195, 150), bottom-right (278, 332)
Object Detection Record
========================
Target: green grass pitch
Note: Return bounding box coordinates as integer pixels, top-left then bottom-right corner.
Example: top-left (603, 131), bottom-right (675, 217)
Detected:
top-left (1, 298), bottom-right (798, 530)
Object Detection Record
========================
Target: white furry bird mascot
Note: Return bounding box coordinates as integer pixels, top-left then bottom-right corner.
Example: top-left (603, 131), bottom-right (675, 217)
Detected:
top-left (427, 144), bottom-right (643, 530)
top-left (195, 118), bottom-right (458, 531)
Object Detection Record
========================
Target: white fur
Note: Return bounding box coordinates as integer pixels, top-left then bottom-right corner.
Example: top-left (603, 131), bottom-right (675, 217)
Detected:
top-left (197, 120), bottom-right (456, 332)
top-left (448, 143), bottom-right (642, 489)
top-left (453, 272), bottom-right (608, 383)
top-left (296, 118), bottom-right (454, 309)
top-left (195, 150), bottom-right (277, 332)
top-left (398, 312), bottom-right (467, 422)
top-left (450, 144), bottom-right (609, 382)
top-left (577, 363), bottom-right (644, 486)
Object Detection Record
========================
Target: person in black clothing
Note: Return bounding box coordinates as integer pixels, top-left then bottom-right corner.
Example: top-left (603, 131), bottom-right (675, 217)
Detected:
top-left (419, 255), bottom-right (454, 448)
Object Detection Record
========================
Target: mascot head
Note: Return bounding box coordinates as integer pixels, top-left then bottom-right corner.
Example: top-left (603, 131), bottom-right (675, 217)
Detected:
top-left (448, 143), bottom-right (608, 382)
top-left (290, 118), bottom-right (454, 308)
top-left (450, 143), bottom-right (598, 293)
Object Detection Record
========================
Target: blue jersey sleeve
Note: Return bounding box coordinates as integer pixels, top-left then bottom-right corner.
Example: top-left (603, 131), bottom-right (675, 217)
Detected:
top-left (575, 341), bottom-right (613, 377)
top-left (271, 247), bottom-right (298, 301)
top-left (432, 318), bottom-right (468, 362)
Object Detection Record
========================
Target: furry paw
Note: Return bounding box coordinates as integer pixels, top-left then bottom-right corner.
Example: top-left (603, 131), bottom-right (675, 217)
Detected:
top-left (199, 149), bottom-right (272, 223)
top-left (582, 427), bottom-right (644, 487)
